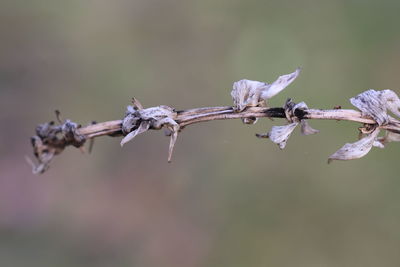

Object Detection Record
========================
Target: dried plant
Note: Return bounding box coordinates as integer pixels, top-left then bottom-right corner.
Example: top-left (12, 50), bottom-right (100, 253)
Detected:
top-left (28, 68), bottom-right (400, 174)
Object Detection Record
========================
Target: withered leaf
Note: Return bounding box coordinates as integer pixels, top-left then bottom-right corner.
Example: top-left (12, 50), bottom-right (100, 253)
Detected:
top-left (167, 125), bottom-right (179, 163)
top-left (328, 127), bottom-right (380, 163)
top-left (261, 67), bottom-right (301, 100)
top-left (231, 68), bottom-right (301, 112)
top-left (231, 80), bottom-right (268, 112)
top-left (120, 121), bottom-right (150, 146)
top-left (265, 122), bottom-right (298, 149)
top-left (382, 90), bottom-right (400, 118)
top-left (292, 102), bottom-right (319, 135)
top-left (350, 89), bottom-right (400, 125)
top-left (300, 120), bottom-right (319, 135)
top-left (375, 130), bottom-right (400, 147)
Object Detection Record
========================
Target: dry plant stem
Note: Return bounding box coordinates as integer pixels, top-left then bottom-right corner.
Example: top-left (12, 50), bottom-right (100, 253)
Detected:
top-left (79, 120), bottom-right (122, 138)
top-left (76, 106), bottom-right (400, 139)
top-left (31, 70), bottom-right (400, 173)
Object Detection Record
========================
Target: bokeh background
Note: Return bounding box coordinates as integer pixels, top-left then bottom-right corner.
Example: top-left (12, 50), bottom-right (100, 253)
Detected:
top-left (1, 0), bottom-right (400, 266)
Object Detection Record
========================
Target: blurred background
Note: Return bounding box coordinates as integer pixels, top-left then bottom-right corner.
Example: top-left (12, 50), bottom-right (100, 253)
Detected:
top-left (1, 0), bottom-right (400, 266)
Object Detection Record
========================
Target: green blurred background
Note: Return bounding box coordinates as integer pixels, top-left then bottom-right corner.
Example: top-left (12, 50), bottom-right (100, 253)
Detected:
top-left (1, 0), bottom-right (400, 266)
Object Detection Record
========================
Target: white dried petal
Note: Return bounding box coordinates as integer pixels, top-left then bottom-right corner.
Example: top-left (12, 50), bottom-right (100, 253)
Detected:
top-left (167, 123), bottom-right (180, 163)
top-left (152, 117), bottom-right (177, 130)
top-left (267, 122), bottom-right (298, 149)
top-left (123, 105), bottom-right (177, 132)
top-left (350, 89), bottom-right (400, 125)
top-left (258, 99), bottom-right (317, 148)
top-left (293, 101), bottom-right (308, 111)
top-left (300, 120), bottom-right (319, 135)
top-left (120, 121), bottom-right (150, 146)
top-left (121, 104), bottom-right (180, 161)
top-left (152, 117), bottom-right (180, 162)
top-left (231, 68), bottom-right (300, 112)
top-left (382, 89), bottom-right (400, 118)
top-left (375, 130), bottom-right (400, 148)
top-left (385, 131), bottom-right (400, 142)
top-left (231, 79), bottom-right (268, 111)
top-left (291, 101), bottom-right (319, 135)
top-left (122, 113), bottom-right (140, 134)
top-left (351, 89), bottom-right (387, 124)
top-left (126, 105), bottom-right (136, 114)
top-left (328, 127), bottom-right (380, 163)
top-left (373, 140), bottom-right (385, 148)
top-left (261, 68), bottom-right (301, 100)
top-left (138, 105), bottom-right (176, 121)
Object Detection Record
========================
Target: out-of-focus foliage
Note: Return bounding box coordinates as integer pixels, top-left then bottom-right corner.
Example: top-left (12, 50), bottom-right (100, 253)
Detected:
top-left (1, 0), bottom-right (400, 266)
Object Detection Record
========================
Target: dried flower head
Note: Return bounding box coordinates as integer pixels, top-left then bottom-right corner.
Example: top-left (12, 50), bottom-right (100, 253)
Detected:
top-left (329, 89), bottom-right (400, 162)
top-left (231, 68), bottom-right (301, 113)
top-left (257, 99), bottom-right (319, 149)
top-left (121, 99), bottom-right (179, 162)
top-left (28, 116), bottom-right (86, 174)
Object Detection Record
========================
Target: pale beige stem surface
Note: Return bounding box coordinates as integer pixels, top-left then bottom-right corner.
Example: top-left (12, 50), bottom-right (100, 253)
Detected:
top-left (76, 106), bottom-right (400, 139)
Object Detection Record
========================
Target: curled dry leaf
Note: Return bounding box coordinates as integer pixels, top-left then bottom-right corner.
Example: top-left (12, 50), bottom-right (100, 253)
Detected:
top-left (384, 90), bottom-right (400, 118)
top-left (328, 127), bottom-right (380, 163)
top-left (120, 121), bottom-right (150, 146)
top-left (350, 89), bottom-right (400, 125)
top-left (383, 131), bottom-right (400, 142)
top-left (120, 102), bottom-right (180, 162)
top-left (372, 140), bottom-right (385, 149)
top-left (291, 102), bottom-right (320, 135)
top-left (375, 131), bottom-right (400, 148)
top-left (231, 80), bottom-right (268, 112)
top-left (300, 120), bottom-right (319, 136)
top-left (168, 126), bottom-right (179, 163)
top-left (231, 68), bottom-right (301, 114)
top-left (261, 67), bottom-right (301, 100)
top-left (265, 123), bottom-right (298, 149)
